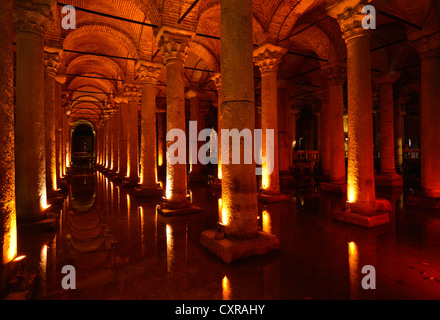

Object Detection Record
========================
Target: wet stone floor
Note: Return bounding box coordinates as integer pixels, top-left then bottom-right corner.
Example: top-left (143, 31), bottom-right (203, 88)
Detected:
top-left (17, 169), bottom-right (440, 300)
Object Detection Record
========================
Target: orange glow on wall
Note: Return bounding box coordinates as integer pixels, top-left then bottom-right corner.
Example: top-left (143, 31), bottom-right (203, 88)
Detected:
top-left (158, 153), bottom-right (163, 167)
top-left (166, 176), bottom-right (172, 200)
top-left (3, 201), bottom-right (17, 265)
top-left (262, 210), bottom-right (272, 233)
top-left (218, 163), bottom-right (222, 180)
top-left (222, 276), bottom-right (231, 300)
top-left (40, 191), bottom-right (51, 211)
top-left (166, 224), bottom-right (174, 274)
top-left (348, 241), bottom-right (360, 299)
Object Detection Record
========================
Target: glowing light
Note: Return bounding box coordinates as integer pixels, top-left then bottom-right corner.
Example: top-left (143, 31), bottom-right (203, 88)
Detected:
top-left (4, 202), bottom-right (17, 264)
top-left (40, 192), bottom-right (51, 211)
top-left (262, 165), bottom-right (270, 190)
top-left (348, 241), bottom-right (359, 300)
top-left (166, 175), bottom-right (172, 200)
top-left (222, 276), bottom-right (231, 300)
top-left (347, 180), bottom-right (357, 204)
top-left (262, 210), bottom-right (272, 233)
top-left (139, 207), bottom-right (144, 257)
top-left (219, 197), bottom-right (230, 226)
top-left (158, 153), bottom-right (163, 167)
top-left (218, 164), bottom-right (222, 180)
top-left (166, 224), bottom-right (174, 274)
top-left (39, 244), bottom-right (48, 285)
top-left (13, 255), bottom-right (26, 262)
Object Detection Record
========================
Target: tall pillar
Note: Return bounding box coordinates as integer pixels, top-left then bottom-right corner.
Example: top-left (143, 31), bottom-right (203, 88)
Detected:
top-left (253, 44), bottom-right (289, 202)
top-left (95, 120), bottom-right (103, 167)
top-left (157, 26), bottom-right (196, 212)
top-left (134, 60), bottom-right (163, 196)
top-left (394, 98), bottom-right (404, 171)
top-left (157, 111), bottom-right (166, 169)
top-left (55, 78), bottom-right (65, 185)
top-left (0, 0), bottom-right (17, 293)
top-left (200, 0), bottom-right (279, 263)
top-left (410, 30), bottom-right (440, 198)
top-left (110, 106), bottom-right (120, 174)
top-left (321, 62), bottom-right (347, 193)
top-left (328, 0), bottom-right (390, 226)
top-left (318, 89), bottom-right (331, 177)
top-left (375, 72), bottom-right (403, 187)
top-left (44, 47), bottom-right (62, 199)
top-left (122, 84), bottom-right (140, 186)
top-left (14, 0), bottom-right (55, 221)
top-left (289, 108), bottom-right (300, 167)
top-left (103, 110), bottom-right (112, 171)
top-left (115, 98), bottom-right (128, 181)
top-left (211, 73), bottom-right (223, 185)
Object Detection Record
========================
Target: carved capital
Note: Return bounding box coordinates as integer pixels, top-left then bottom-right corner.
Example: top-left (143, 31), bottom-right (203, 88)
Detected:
top-left (410, 31), bottom-right (440, 59)
top-left (156, 26), bottom-right (194, 63)
top-left (136, 60), bottom-right (163, 85)
top-left (123, 84), bottom-right (141, 102)
top-left (253, 44), bottom-right (287, 74)
top-left (14, 0), bottom-right (56, 36)
top-left (327, 0), bottom-right (371, 42)
top-left (321, 61), bottom-right (346, 86)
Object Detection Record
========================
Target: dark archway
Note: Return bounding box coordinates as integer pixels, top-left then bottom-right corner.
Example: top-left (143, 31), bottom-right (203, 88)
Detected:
top-left (71, 121), bottom-right (95, 168)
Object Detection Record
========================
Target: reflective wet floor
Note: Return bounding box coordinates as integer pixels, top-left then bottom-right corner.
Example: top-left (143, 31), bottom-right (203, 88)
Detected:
top-left (19, 169), bottom-right (440, 300)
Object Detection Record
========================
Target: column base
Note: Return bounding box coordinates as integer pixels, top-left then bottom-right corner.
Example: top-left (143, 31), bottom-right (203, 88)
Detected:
top-left (320, 182), bottom-right (347, 194)
top-left (375, 173), bottom-right (403, 188)
top-left (157, 199), bottom-right (203, 217)
top-left (200, 229), bottom-right (279, 263)
top-left (121, 178), bottom-right (139, 188)
top-left (258, 192), bottom-right (291, 203)
top-left (406, 194), bottom-right (440, 209)
top-left (133, 184), bottom-right (163, 198)
top-left (332, 198), bottom-right (391, 227)
top-left (210, 179), bottom-right (222, 190)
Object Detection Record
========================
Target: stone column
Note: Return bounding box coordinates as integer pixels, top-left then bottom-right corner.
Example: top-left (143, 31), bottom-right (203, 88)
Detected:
top-left (410, 31), bottom-right (440, 197)
top-left (328, 0), bottom-right (390, 226)
top-left (55, 78), bottom-right (65, 185)
top-left (110, 106), bottom-right (120, 174)
top-left (116, 98), bottom-right (128, 181)
top-left (187, 87), bottom-right (204, 182)
top-left (95, 120), bottom-right (103, 168)
top-left (394, 99), bottom-right (404, 171)
top-left (14, 0), bottom-right (55, 221)
top-left (211, 73), bottom-right (223, 183)
top-left (289, 108), bottom-right (300, 166)
top-left (0, 0), bottom-right (17, 282)
top-left (123, 84), bottom-right (141, 186)
top-left (44, 47), bottom-right (62, 199)
top-left (200, 0), bottom-right (278, 263)
top-left (103, 110), bottom-right (112, 171)
top-left (375, 71), bottom-right (403, 187)
top-left (321, 62), bottom-right (347, 193)
top-left (135, 60), bottom-right (163, 196)
top-left (317, 89), bottom-right (331, 177)
top-left (157, 26), bottom-right (195, 210)
top-left (157, 111), bottom-right (166, 169)
top-left (253, 44), bottom-right (289, 201)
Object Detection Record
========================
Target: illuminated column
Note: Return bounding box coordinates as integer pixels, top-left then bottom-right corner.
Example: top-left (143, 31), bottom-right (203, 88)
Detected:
top-left (0, 0), bottom-right (17, 276)
top-left (44, 47), bottom-right (61, 198)
top-left (317, 89), bottom-right (331, 177)
top-left (321, 62), bottom-right (347, 193)
top-left (187, 87), bottom-right (203, 181)
top-left (123, 84), bottom-right (141, 186)
top-left (328, 1), bottom-right (389, 225)
top-left (55, 78), bottom-right (65, 183)
top-left (375, 72), bottom-right (403, 187)
top-left (116, 98), bottom-right (128, 180)
top-left (410, 31), bottom-right (440, 197)
top-left (157, 26), bottom-right (194, 209)
top-left (135, 60), bottom-right (163, 196)
top-left (95, 120), bottom-right (103, 167)
top-left (157, 111), bottom-right (166, 169)
top-left (110, 106), bottom-right (120, 174)
top-left (253, 44), bottom-right (289, 201)
top-left (103, 110), bottom-right (112, 171)
top-left (211, 73), bottom-right (223, 182)
top-left (14, 0), bottom-right (54, 221)
top-left (200, 0), bottom-right (278, 263)
top-left (289, 108), bottom-right (300, 167)
top-left (394, 100), bottom-right (404, 171)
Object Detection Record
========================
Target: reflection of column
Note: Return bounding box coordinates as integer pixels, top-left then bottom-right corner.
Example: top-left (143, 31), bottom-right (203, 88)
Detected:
top-left (253, 44), bottom-right (287, 198)
top-left (123, 84), bottom-right (141, 186)
top-left (321, 62), bottom-right (347, 193)
top-left (135, 60), bottom-right (163, 196)
top-left (211, 73), bottom-right (222, 182)
top-left (200, 0), bottom-right (279, 263)
top-left (375, 72), bottom-right (403, 187)
top-left (14, 0), bottom-right (53, 221)
top-left (289, 109), bottom-right (299, 167)
top-left (328, 0), bottom-right (389, 225)
top-left (0, 0), bottom-right (17, 274)
top-left (157, 27), bottom-right (194, 209)
top-left (44, 47), bottom-right (62, 198)
top-left (410, 31), bottom-right (440, 197)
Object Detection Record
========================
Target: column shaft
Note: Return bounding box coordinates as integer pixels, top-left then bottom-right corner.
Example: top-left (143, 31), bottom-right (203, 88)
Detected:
top-left (379, 82), bottom-right (397, 174)
top-left (118, 102), bottom-right (128, 178)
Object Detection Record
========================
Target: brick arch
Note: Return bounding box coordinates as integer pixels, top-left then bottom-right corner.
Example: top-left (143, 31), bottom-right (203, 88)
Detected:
top-left (66, 55), bottom-right (125, 81)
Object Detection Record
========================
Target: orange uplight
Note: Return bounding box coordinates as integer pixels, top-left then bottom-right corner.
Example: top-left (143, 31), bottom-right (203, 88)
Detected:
top-left (348, 241), bottom-right (359, 299)
top-left (40, 192), bottom-right (51, 211)
top-left (166, 224), bottom-right (174, 274)
top-left (13, 255), bottom-right (26, 262)
top-left (262, 210), bottom-right (272, 233)
top-left (222, 276), bottom-right (231, 300)
top-left (4, 206), bottom-right (17, 264)
top-left (158, 153), bottom-right (163, 167)
top-left (218, 164), bottom-right (222, 180)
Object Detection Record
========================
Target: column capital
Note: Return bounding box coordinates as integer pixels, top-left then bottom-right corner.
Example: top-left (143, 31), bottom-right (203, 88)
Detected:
top-left (44, 47), bottom-right (62, 77)
top-left (156, 26), bottom-right (195, 63)
top-left (185, 86), bottom-right (200, 99)
top-left (327, 0), bottom-right (371, 42)
top-left (409, 30), bottom-right (440, 59)
top-left (123, 83), bottom-right (142, 102)
top-left (211, 73), bottom-right (222, 91)
top-left (253, 43), bottom-right (287, 74)
top-left (373, 69), bottom-right (401, 85)
top-left (136, 60), bottom-right (163, 85)
top-left (321, 61), bottom-right (346, 86)
top-left (14, 0), bottom-right (56, 36)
